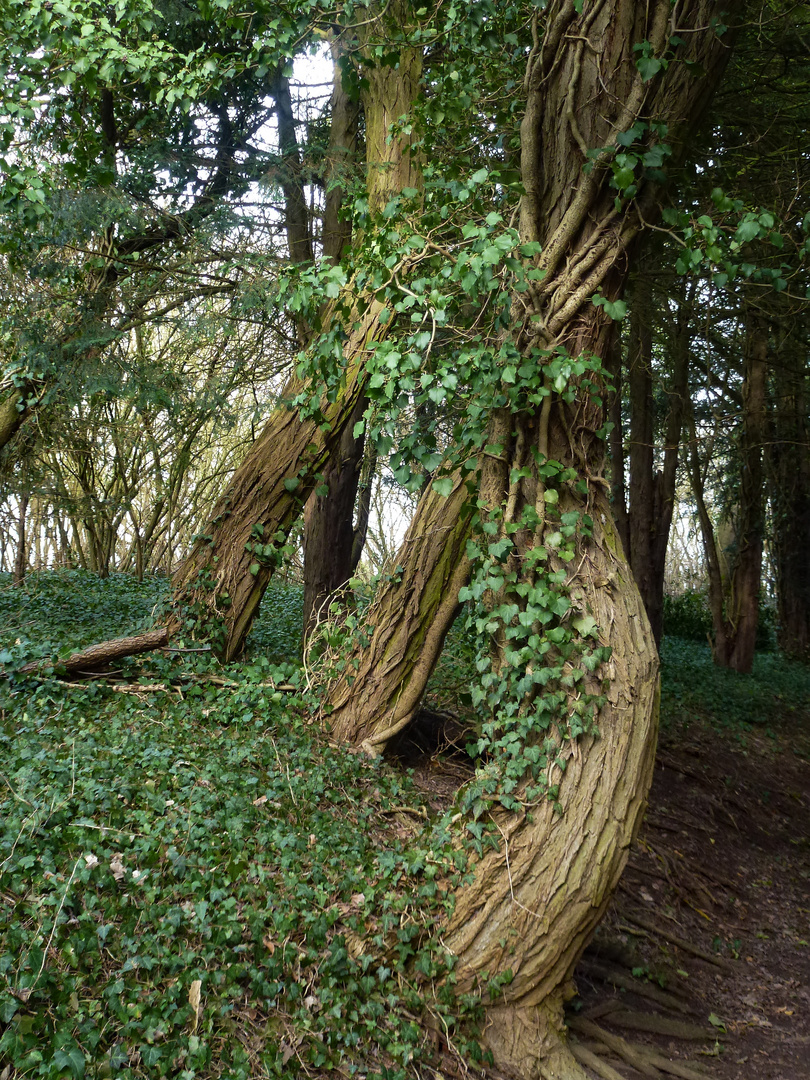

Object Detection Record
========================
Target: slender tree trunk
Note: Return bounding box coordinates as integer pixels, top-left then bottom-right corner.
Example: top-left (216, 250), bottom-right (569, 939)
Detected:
top-left (302, 395), bottom-right (368, 635)
top-left (301, 48), bottom-right (365, 638)
top-left (768, 351), bottom-right (810, 661)
top-left (718, 315), bottom-right (767, 672)
top-left (690, 313), bottom-right (767, 673)
top-left (625, 268), bottom-right (693, 644)
top-left (14, 491), bottom-right (28, 586)
top-left (627, 260), bottom-right (658, 632)
top-left (606, 324), bottom-right (630, 556)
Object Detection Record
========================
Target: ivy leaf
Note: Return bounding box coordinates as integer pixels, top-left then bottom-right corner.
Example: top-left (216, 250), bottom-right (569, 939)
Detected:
top-left (432, 477), bottom-right (454, 497)
top-left (572, 615), bottom-right (598, 637)
top-left (637, 55), bottom-right (662, 81)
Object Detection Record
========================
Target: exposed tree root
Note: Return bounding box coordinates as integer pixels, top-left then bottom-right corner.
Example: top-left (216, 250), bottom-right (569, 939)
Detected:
top-left (577, 958), bottom-right (693, 1015)
top-left (568, 1017), bottom-right (713, 1080)
top-left (621, 912), bottom-right (734, 972)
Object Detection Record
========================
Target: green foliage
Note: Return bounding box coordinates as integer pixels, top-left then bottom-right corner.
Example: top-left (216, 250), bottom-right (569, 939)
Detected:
top-left (246, 584), bottom-right (304, 664)
top-left (661, 589), bottom-right (713, 642)
top-left (661, 589), bottom-right (776, 651)
top-left (0, 576), bottom-right (484, 1079)
top-left (660, 637), bottom-right (810, 733)
top-left (0, 571), bottom-right (169, 655)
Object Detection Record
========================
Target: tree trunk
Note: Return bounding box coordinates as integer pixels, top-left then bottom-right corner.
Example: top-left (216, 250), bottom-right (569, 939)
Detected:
top-left (694, 312), bottom-right (767, 673)
top-left (606, 325), bottom-right (630, 557)
top-left (768, 348), bottom-right (810, 661)
top-left (627, 260), bottom-right (658, 634)
top-left (172, 10), bottom-right (423, 661)
top-left (301, 47), bottom-right (365, 639)
top-left (322, 3), bottom-right (733, 1073)
top-left (302, 395), bottom-right (368, 636)
top-left (14, 491), bottom-right (28, 586)
top-left (625, 267), bottom-right (694, 645)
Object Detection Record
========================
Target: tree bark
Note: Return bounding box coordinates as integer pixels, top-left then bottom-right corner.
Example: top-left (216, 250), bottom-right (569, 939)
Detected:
top-left (693, 312), bottom-right (767, 673)
top-left (322, 3), bottom-right (734, 1074)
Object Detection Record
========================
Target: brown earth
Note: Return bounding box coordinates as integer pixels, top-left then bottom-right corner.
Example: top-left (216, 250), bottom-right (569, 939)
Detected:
top-left (400, 709), bottom-right (810, 1080)
top-left (568, 716), bottom-right (810, 1080)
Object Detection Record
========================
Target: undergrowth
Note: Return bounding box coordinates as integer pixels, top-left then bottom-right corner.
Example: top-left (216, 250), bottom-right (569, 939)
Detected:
top-left (0, 575), bottom-right (483, 1080)
top-left (660, 637), bottom-right (810, 736)
top-left (3, 571), bottom-right (808, 1079)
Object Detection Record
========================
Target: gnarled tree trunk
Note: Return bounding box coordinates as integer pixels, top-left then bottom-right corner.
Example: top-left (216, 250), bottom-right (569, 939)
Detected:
top-left (322, 2), bottom-right (734, 1074)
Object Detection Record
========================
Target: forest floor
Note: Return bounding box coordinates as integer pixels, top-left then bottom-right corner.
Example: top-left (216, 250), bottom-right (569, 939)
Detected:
top-left (1, 573), bottom-right (809, 1080)
top-left (567, 713), bottom-right (810, 1080)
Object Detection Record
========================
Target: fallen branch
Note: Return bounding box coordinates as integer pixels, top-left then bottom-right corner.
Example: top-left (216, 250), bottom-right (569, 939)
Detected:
top-left (9, 628), bottom-right (170, 679)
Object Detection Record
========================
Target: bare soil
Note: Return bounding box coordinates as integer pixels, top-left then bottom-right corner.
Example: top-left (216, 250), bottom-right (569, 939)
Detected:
top-left (570, 717), bottom-right (810, 1080)
top-left (398, 707), bottom-right (810, 1080)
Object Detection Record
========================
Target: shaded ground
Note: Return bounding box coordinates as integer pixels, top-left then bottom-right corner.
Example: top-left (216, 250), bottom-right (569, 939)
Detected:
top-left (569, 715), bottom-right (810, 1080)
top-left (408, 653), bottom-right (810, 1080)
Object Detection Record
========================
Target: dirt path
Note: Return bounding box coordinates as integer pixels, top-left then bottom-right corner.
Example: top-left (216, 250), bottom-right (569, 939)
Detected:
top-left (571, 718), bottom-right (810, 1080)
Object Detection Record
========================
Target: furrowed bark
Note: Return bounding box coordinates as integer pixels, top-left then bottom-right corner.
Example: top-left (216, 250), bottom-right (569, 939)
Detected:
top-left (323, 3), bottom-right (735, 1075)
top-left (170, 321), bottom-right (378, 662)
top-left (326, 472), bottom-right (474, 750)
top-left (445, 489), bottom-right (658, 1077)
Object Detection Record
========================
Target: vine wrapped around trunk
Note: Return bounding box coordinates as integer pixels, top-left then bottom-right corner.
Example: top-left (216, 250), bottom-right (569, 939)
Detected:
top-left (319, 2), bottom-right (735, 1075)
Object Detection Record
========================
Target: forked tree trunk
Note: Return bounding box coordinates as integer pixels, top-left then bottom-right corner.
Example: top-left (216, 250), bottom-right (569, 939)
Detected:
top-left (323, 2), bottom-right (733, 1074)
top-left (692, 312), bottom-right (767, 674)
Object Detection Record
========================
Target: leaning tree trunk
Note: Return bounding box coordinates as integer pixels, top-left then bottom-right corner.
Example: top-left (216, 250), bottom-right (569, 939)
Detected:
top-left (324, 2), bottom-right (734, 1075)
top-left (172, 17), bottom-right (423, 660)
